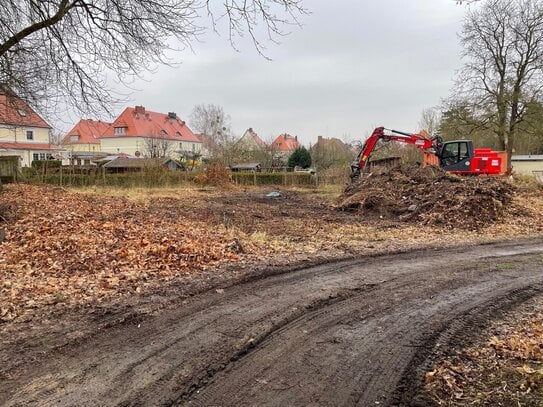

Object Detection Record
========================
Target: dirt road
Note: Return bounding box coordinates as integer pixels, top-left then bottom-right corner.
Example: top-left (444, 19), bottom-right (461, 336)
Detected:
top-left (2, 240), bottom-right (543, 406)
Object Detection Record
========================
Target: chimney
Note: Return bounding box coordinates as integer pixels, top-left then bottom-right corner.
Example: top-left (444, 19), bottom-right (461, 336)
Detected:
top-left (295, 135), bottom-right (298, 141)
top-left (318, 135), bottom-right (322, 142)
top-left (284, 134), bottom-right (288, 140)
top-left (135, 105), bottom-right (145, 115)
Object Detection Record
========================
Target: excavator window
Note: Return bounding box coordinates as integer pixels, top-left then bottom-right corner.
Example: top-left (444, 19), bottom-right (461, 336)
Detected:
top-left (441, 142), bottom-right (469, 167)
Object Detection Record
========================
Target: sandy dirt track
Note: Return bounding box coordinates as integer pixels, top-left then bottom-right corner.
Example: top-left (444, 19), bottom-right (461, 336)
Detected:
top-left (1, 239), bottom-right (543, 406)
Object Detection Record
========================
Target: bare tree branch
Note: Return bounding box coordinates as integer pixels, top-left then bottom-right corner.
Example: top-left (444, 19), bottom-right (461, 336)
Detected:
top-left (0, 0), bottom-right (307, 119)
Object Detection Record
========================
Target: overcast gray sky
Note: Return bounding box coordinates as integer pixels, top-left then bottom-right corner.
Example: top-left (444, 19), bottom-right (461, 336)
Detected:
top-left (124, 0), bottom-right (465, 145)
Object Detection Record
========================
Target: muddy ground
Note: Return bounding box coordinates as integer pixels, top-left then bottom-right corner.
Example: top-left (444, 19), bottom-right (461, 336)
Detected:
top-left (1, 239), bottom-right (543, 406)
top-left (1, 183), bottom-right (543, 406)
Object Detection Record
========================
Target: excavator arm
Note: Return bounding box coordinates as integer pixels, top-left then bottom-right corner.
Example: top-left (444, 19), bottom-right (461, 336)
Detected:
top-left (351, 127), bottom-right (440, 178)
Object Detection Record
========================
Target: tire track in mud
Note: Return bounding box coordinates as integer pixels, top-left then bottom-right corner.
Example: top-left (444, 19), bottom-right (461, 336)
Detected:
top-left (182, 264), bottom-right (543, 406)
top-left (1, 240), bottom-right (542, 407)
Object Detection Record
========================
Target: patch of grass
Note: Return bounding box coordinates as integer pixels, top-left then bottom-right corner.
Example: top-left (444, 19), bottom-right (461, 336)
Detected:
top-left (248, 231), bottom-right (268, 242)
top-left (53, 294), bottom-right (66, 304)
top-left (513, 174), bottom-right (543, 192)
top-left (495, 262), bottom-right (517, 270)
top-left (310, 184), bottom-right (344, 200)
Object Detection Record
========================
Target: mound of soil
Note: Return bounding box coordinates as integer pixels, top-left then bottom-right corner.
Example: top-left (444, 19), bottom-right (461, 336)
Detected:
top-left (336, 165), bottom-right (516, 229)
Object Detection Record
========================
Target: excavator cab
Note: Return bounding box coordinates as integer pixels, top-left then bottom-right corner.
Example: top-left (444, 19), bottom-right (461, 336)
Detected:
top-left (438, 140), bottom-right (474, 172)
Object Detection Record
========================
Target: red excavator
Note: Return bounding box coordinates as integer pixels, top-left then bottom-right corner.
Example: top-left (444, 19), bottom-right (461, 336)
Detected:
top-left (351, 127), bottom-right (503, 179)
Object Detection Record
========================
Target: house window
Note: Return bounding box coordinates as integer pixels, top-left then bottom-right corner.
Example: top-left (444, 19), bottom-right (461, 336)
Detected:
top-left (26, 130), bottom-right (34, 140)
top-left (40, 153), bottom-right (46, 160)
top-left (179, 142), bottom-right (183, 150)
top-left (33, 153), bottom-right (39, 161)
top-left (192, 143), bottom-right (196, 152)
top-left (114, 127), bottom-right (126, 135)
top-left (70, 135), bottom-right (79, 142)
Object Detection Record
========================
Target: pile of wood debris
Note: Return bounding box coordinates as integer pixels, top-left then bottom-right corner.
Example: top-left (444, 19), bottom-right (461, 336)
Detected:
top-left (336, 165), bottom-right (518, 229)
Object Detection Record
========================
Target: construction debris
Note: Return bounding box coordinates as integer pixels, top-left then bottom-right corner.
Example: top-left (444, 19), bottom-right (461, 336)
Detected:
top-left (336, 165), bottom-right (518, 229)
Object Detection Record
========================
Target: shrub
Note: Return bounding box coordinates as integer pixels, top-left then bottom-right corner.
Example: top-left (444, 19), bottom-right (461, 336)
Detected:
top-left (31, 160), bottom-right (62, 172)
top-left (288, 147), bottom-right (312, 169)
top-left (194, 165), bottom-right (232, 186)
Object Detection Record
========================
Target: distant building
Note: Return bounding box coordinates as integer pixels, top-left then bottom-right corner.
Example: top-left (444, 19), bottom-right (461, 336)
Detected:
top-left (99, 105), bottom-right (202, 159)
top-left (0, 89), bottom-right (63, 167)
top-left (230, 162), bottom-right (262, 172)
top-left (511, 154), bottom-right (543, 176)
top-left (236, 128), bottom-right (266, 151)
top-left (311, 135), bottom-right (355, 170)
top-left (270, 133), bottom-right (301, 161)
top-left (102, 157), bottom-right (183, 172)
top-left (60, 119), bottom-right (111, 166)
top-left (61, 119), bottom-right (111, 153)
top-left (195, 133), bottom-right (218, 159)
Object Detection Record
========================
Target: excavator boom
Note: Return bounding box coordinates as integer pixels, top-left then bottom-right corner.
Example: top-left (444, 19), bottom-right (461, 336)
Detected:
top-left (351, 126), bottom-right (502, 178)
top-left (351, 127), bottom-right (439, 177)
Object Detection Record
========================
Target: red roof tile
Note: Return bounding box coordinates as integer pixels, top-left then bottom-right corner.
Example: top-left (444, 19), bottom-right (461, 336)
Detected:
top-left (102, 106), bottom-right (200, 143)
top-left (0, 142), bottom-right (62, 151)
top-left (61, 119), bottom-right (111, 145)
top-left (270, 134), bottom-right (301, 152)
top-left (0, 93), bottom-right (51, 129)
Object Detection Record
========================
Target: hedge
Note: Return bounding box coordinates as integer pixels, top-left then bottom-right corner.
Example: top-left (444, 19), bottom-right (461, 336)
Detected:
top-left (31, 160), bottom-right (62, 171)
top-left (25, 171), bottom-right (198, 188)
top-left (23, 169), bottom-right (316, 188)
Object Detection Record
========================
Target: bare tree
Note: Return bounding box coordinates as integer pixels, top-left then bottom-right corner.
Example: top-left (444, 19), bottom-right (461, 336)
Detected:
top-left (311, 137), bottom-right (354, 170)
top-left (0, 1), bottom-right (307, 118)
top-left (418, 108), bottom-right (441, 135)
top-left (189, 103), bottom-right (234, 155)
top-left (451, 0), bottom-right (543, 169)
top-left (143, 133), bottom-right (174, 158)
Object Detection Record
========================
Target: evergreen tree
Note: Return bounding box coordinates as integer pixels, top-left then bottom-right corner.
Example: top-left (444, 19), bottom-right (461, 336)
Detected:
top-left (288, 147), bottom-right (312, 168)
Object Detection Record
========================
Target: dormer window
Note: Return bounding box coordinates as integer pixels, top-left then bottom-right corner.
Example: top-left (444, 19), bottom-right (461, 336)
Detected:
top-left (160, 130), bottom-right (167, 136)
top-left (18, 109), bottom-right (27, 117)
top-left (114, 126), bottom-right (126, 135)
top-left (70, 135), bottom-right (79, 142)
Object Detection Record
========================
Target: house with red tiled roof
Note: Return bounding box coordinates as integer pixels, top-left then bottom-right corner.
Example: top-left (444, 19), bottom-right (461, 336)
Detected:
top-left (0, 90), bottom-right (63, 167)
top-left (61, 119), bottom-right (111, 152)
top-left (60, 119), bottom-right (111, 165)
top-left (270, 133), bottom-right (301, 161)
top-left (99, 105), bottom-right (201, 158)
top-left (236, 128), bottom-right (267, 151)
